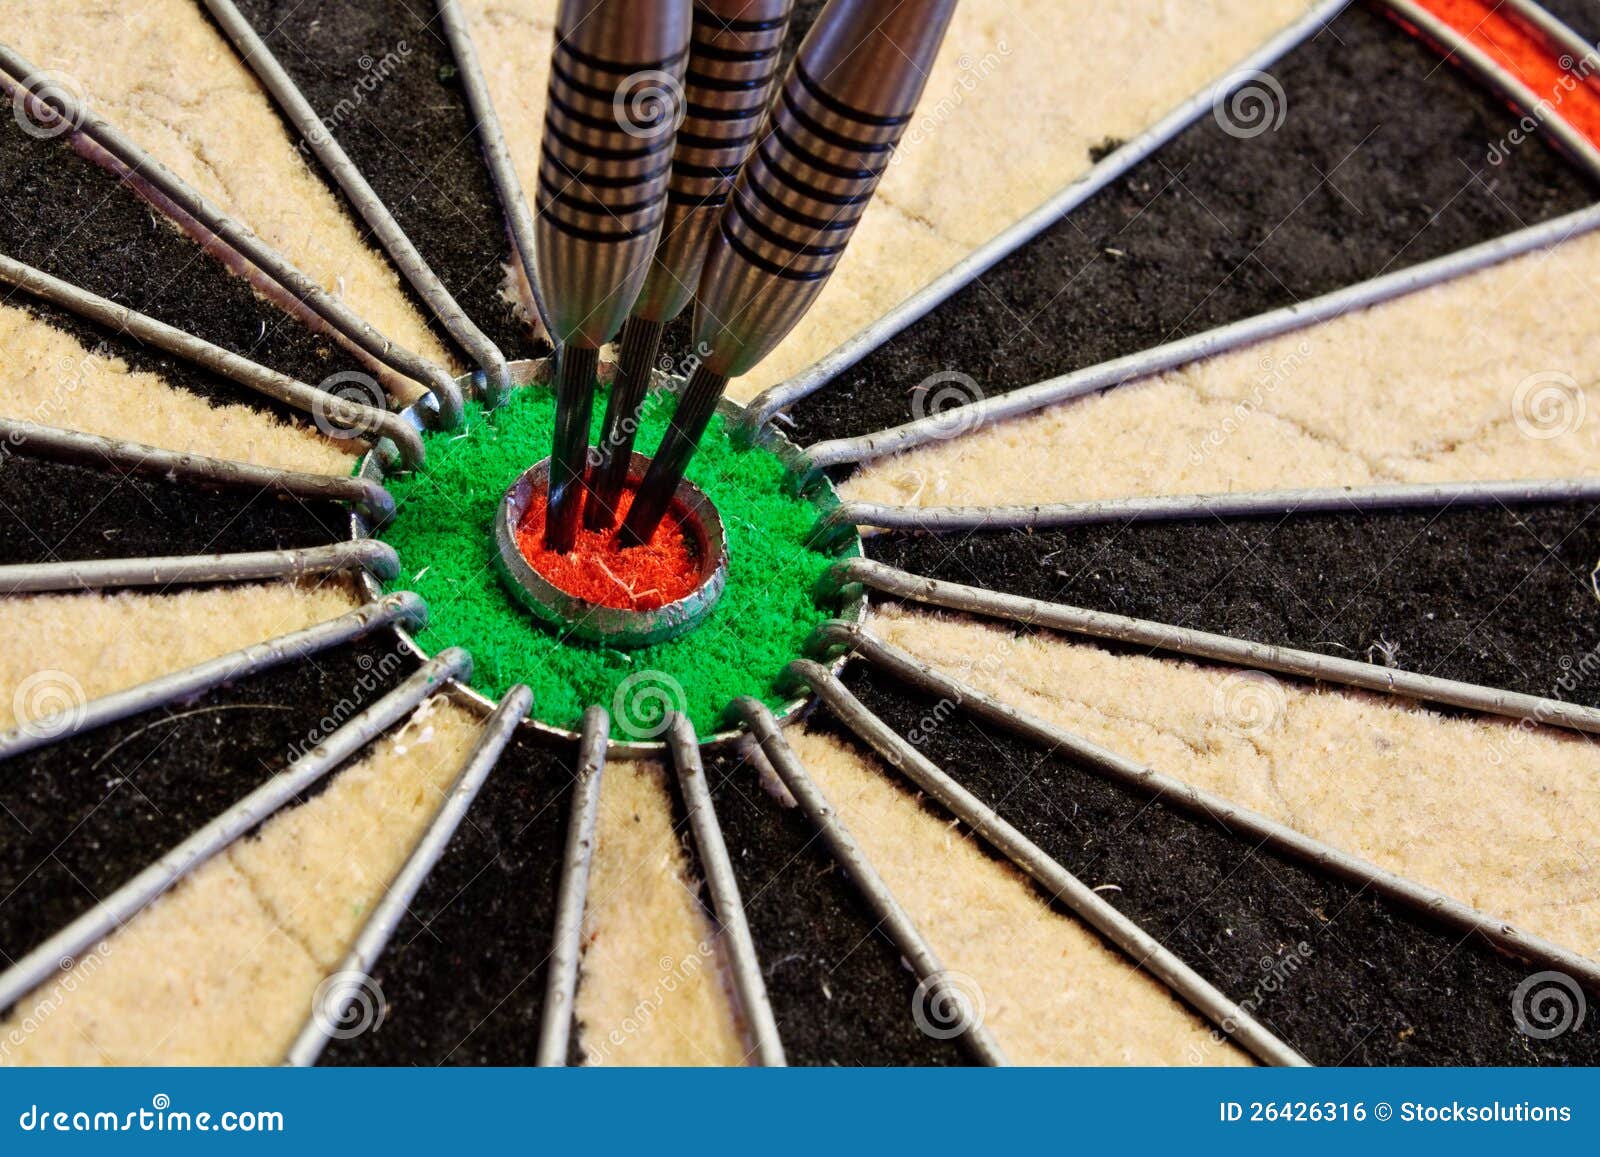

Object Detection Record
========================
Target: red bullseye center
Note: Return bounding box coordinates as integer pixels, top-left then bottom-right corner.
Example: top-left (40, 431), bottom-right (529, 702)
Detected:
top-left (516, 481), bottom-right (704, 611)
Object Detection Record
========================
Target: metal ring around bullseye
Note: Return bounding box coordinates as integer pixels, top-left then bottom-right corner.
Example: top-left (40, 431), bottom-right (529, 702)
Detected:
top-left (493, 452), bottom-right (729, 647)
top-left (348, 357), bottom-right (867, 758)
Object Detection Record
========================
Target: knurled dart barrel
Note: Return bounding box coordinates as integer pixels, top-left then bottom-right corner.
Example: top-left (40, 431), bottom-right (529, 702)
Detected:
top-left (632, 0), bottom-right (796, 326)
top-left (535, 0), bottom-right (692, 349)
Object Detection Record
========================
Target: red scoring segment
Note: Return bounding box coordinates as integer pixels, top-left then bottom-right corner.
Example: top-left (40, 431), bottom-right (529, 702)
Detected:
top-left (517, 481), bottom-right (704, 612)
top-left (1414, 0), bottom-right (1600, 147)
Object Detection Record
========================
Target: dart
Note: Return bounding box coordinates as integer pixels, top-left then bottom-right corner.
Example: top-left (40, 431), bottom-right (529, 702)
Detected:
top-left (583, 0), bottom-right (797, 532)
top-left (535, 0), bottom-right (692, 553)
top-left (617, 0), bottom-right (958, 547)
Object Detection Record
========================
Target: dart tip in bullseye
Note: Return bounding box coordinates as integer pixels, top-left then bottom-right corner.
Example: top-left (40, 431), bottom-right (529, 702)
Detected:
top-left (496, 452), bottom-right (727, 647)
top-left (544, 344), bottom-right (601, 554)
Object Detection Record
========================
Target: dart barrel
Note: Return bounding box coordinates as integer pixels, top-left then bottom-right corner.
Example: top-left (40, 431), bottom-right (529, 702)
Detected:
top-left (692, 0), bottom-right (957, 378)
top-left (535, 0), bottom-right (693, 348)
top-left (632, 0), bottom-right (796, 326)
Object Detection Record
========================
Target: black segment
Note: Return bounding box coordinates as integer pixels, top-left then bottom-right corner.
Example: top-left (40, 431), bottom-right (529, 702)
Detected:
top-left (0, 634), bottom-right (416, 1003)
top-left (705, 751), bottom-right (967, 1066)
top-left (225, 0), bottom-right (547, 361)
top-left (0, 118), bottom-right (376, 404)
top-left (865, 501), bottom-right (1600, 709)
top-left (779, 3), bottom-right (1598, 445)
top-left (1541, 0), bottom-right (1600, 43)
top-left (318, 733), bottom-right (573, 1066)
top-left (0, 456), bottom-right (347, 565)
top-left (822, 663), bottom-right (1600, 1065)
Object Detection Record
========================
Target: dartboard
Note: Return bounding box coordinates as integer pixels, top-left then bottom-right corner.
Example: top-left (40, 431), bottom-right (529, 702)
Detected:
top-left (1, 0), bottom-right (1597, 1068)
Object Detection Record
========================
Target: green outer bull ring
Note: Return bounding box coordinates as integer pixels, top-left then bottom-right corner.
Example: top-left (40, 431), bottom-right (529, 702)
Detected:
top-left (348, 357), bottom-right (867, 757)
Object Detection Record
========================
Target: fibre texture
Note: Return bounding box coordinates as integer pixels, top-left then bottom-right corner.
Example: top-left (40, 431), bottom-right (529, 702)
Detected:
top-left (0, 0), bottom-right (454, 380)
top-left (0, 695), bottom-right (479, 1065)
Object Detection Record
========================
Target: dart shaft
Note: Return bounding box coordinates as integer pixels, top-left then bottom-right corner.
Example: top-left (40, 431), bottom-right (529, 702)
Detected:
top-left (618, 364), bottom-right (729, 546)
top-left (547, 344), bottom-right (600, 553)
top-left (585, 314), bottom-right (664, 530)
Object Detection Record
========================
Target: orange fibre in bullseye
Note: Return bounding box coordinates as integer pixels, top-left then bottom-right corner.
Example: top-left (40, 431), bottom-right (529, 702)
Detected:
top-left (517, 481), bottom-right (703, 611)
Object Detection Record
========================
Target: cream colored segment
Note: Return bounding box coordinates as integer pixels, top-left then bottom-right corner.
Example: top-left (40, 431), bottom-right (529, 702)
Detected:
top-left (224, 697), bottom-right (483, 969)
top-left (0, 583), bottom-right (361, 732)
top-left (844, 226), bottom-right (1600, 509)
top-left (0, 302), bottom-right (357, 474)
top-left (0, 858), bottom-right (327, 1066)
top-left (458, 0), bottom-right (1312, 401)
top-left (574, 759), bottom-right (746, 1065)
top-left (733, 0), bottom-right (1315, 399)
top-left (0, 697), bottom-right (482, 1065)
top-left (0, 0), bottom-right (454, 372)
top-left (872, 605), bottom-right (1600, 963)
top-left (786, 727), bottom-right (1251, 1066)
